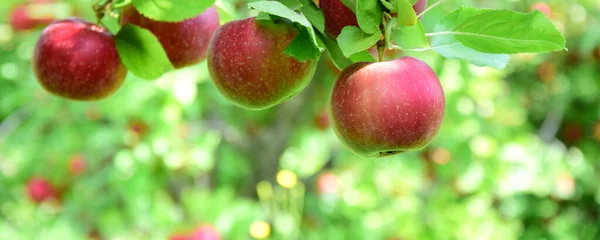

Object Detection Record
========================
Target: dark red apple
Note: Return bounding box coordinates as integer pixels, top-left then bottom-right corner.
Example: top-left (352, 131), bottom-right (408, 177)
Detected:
top-left (27, 177), bottom-right (58, 203)
top-left (321, 0), bottom-right (428, 39)
top-left (531, 2), bottom-right (552, 18)
top-left (9, 3), bottom-right (55, 31)
top-left (190, 225), bottom-right (220, 240)
top-left (320, 0), bottom-right (358, 38)
top-left (207, 17), bottom-right (318, 110)
top-left (330, 57), bottom-right (445, 157)
top-left (121, 7), bottom-right (220, 69)
top-left (33, 18), bottom-right (127, 100)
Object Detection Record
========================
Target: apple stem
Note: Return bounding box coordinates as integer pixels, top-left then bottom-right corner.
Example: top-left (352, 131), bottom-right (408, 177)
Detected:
top-left (377, 40), bottom-right (385, 62)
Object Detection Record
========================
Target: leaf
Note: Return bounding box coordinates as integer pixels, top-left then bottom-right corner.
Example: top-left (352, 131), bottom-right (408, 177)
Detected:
top-left (115, 24), bottom-right (174, 80)
top-left (340, 0), bottom-right (357, 13)
top-left (248, 1), bottom-right (324, 61)
top-left (349, 50), bottom-right (376, 63)
top-left (132, 0), bottom-right (216, 22)
top-left (444, 8), bottom-right (566, 54)
top-left (316, 31), bottom-right (353, 70)
top-left (431, 7), bottom-right (510, 69)
top-left (337, 26), bottom-right (381, 58)
top-left (298, 0), bottom-right (325, 33)
top-left (394, 21), bottom-right (429, 49)
top-left (285, 28), bottom-right (322, 62)
top-left (356, 0), bottom-right (382, 34)
top-left (396, 0), bottom-right (417, 26)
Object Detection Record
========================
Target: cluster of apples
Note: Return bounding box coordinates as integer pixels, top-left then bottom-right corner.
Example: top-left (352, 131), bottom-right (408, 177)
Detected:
top-left (32, 0), bottom-right (444, 157)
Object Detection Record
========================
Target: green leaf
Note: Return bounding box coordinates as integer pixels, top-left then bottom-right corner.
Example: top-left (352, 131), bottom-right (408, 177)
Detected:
top-left (298, 0), bottom-right (325, 33)
top-left (248, 1), bottom-right (324, 61)
top-left (115, 24), bottom-right (174, 80)
top-left (438, 8), bottom-right (566, 54)
top-left (316, 31), bottom-right (353, 70)
top-left (431, 7), bottom-right (510, 69)
top-left (285, 28), bottom-right (322, 62)
top-left (337, 26), bottom-right (381, 58)
top-left (132, 0), bottom-right (216, 22)
top-left (356, 0), bottom-right (382, 34)
top-left (349, 50), bottom-right (376, 63)
top-left (340, 0), bottom-right (357, 13)
top-left (396, 0), bottom-right (417, 26)
top-left (394, 21), bottom-right (429, 49)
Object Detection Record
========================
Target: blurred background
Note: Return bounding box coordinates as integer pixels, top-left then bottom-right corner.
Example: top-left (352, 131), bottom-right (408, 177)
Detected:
top-left (1, 0), bottom-right (600, 239)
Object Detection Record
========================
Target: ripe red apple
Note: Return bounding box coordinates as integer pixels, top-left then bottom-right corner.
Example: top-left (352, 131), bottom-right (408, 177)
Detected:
top-left (321, 0), bottom-right (427, 39)
top-left (27, 177), bottom-right (58, 203)
top-left (190, 225), bottom-right (220, 240)
top-left (531, 2), bottom-right (552, 18)
top-left (316, 172), bottom-right (339, 194)
top-left (68, 154), bottom-right (87, 176)
top-left (207, 17), bottom-right (318, 110)
top-left (33, 18), bottom-right (127, 100)
top-left (330, 57), bottom-right (445, 157)
top-left (121, 7), bottom-right (220, 69)
top-left (9, 3), bottom-right (55, 31)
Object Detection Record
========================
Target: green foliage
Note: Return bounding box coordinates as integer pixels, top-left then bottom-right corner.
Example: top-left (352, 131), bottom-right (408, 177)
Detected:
top-left (2, 0), bottom-right (600, 239)
top-left (115, 24), bottom-right (174, 80)
top-left (132, 0), bottom-right (216, 22)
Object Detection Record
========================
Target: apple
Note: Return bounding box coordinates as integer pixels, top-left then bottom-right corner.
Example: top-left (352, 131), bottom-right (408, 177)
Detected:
top-left (27, 177), bottom-right (58, 203)
top-left (190, 225), bottom-right (220, 240)
top-left (314, 108), bottom-right (331, 131)
top-left (33, 18), bottom-right (127, 100)
top-left (121, 6), bottom-right (220, 69)
top-left (170, 233), bottom-right (190, 240)
top-left (9, 3), bottom-right (55, 31)
top-left (561, 123), bottom-right (583, 145)
top-left (321, 0), bottom-right (428, 38)
top-left (316, 172), bottom-right (339, 194)
top-left (68, 154), bottom-right (87, 176)
top-left (330, 57), bottom-right (445, 157)
top-left (207, 17), bottom-right (318, 110)
top-left (537, 62), bottom-right (556, 83)
top-left (531, 2), bottom-right (552, 18)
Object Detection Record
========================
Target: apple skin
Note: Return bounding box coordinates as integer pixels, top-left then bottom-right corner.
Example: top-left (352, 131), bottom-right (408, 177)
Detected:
top-left (321, 0), bottom-right (427, 39)
top-left (33, 18), bottom-right (127, 100)
top-left (121, 7), bottom-right (220, 69)
top-left (330, 57), bottom-right (445, 157)
top-left (27, 177), bottom-right (58, 203)
top-left (207, 17), bottom-right (318, 110)
top-left (320, 0), bottom-right (359, 38)
top-left (190, 225), bottom-right (220, 240)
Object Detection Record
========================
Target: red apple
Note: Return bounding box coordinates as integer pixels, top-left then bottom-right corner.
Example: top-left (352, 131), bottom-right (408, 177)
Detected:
top-left (314, 108), bottom-right (331, 130)
top-left (316, 172), bottom-right (339, 194)
top-left (321, 0), bottom-right (427, 39)
top-left (170, 233), bottom-right (190, 240)
top-left (27, 177), bottom-right (58, 203)
top-left (121, 7), bottom-right (220, 69)
top-left (68, 154), bottom-right (87, 176)
top-left (531, 2), bottom-right (552, 18)
top-left (33, 18), bottom-right (127, 100)
top-left (9, 3), bottom-right (55, 31)
top-left (207, 17), bottom-right (318, 110)
top-left (190, 225), bottom-right (220, 240)
top-left (330, 57), bottom-right (445, 157)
